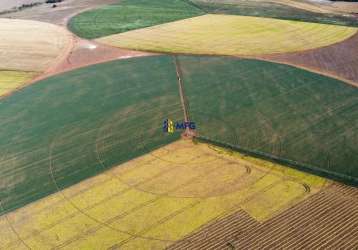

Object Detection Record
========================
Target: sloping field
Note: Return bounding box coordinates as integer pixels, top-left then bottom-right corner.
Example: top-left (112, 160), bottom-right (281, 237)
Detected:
top-left (0, 71), bottom-right (38, 97)
top-left (177, 56), bottom-right (358, 184)
top-left (68, 0), bottom-right (204, 39)
top-left (189, 0), bottom-right (358, 26)
top-left (0, 139), bottom-right (327, 249)
top-left (169, 183), bottom-right (358, 249)
top-left (98, 14), bottom-right (357, 56)
top-left (0, 56), bottom-right (183, 215)
top-left (263, 31), bottom-right (358, 86)
top-left (0, 18), bottom-right (71, 72)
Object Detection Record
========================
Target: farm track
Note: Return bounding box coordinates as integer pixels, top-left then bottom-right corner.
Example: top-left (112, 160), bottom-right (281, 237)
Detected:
top-left (168, 183), bottom-right (358, 249)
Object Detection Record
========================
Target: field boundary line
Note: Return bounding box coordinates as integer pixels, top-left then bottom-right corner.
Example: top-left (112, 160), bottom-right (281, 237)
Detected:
top-left (196, 136), bottom-right (358, 186)
top-left (180, 0), bottom-right (207, 13)
top-left (248, 55), bottom-right (358, 88)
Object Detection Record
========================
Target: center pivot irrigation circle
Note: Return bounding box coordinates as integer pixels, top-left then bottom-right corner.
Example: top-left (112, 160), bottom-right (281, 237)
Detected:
top-left (94, 109), bottom-right (257, 198)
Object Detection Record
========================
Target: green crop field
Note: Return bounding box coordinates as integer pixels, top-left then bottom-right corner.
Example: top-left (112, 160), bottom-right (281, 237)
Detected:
top-left (68, 0), bottom-right (204, 39)
top-left (189, 0), bottom-right (358, 27)
top-left (0, 56), bottom-right (183, 215)
top-left (177, 56), bottom-right (358, 184)
top-left (69, 0), bottom-right (357, 40)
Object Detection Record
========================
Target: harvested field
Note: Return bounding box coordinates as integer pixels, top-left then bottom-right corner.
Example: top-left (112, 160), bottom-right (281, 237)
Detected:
top-left (0, 0), bottom-right (118, 25)
top-left (169, 183), bottom-right (358, 249)
top-left (69, 0), bottom-right (204, 39)
top-left (189, 0), bottom-right (358, 26)
top-left (0, 18), bottom-right (72, 72)
top-left (0, 139), bottom-right (327, 249)
top-left (97, 14), bottom-right (357, 56)
top-left (0, 56), bottom-right (183, 215)
top-left (42, 38), bottom-right (156, 79)
top-left (0, 71), bottom-right (38, 97)
top-left (262, 31), bottom-right (358, 86)
top-left (177, 56), bottom-right (358, 184)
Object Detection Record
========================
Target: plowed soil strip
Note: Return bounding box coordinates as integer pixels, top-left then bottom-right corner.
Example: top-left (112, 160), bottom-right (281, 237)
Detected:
top-left (168, 184), bottom-right (358, 249)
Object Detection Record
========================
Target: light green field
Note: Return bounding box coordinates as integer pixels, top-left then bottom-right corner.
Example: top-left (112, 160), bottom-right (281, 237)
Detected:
top-left (98, 14), bottom-right (357, 56)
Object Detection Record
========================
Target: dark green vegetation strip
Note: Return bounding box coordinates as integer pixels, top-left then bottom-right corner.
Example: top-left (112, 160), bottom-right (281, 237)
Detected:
top-left (68, 0), bottom-right (204, 39)
top-left (178, 56), bottom-right (358, 185)
top-left (190, 0), bottom-right (358, 27)
top-left (0, 56), bottom-right (183, 215)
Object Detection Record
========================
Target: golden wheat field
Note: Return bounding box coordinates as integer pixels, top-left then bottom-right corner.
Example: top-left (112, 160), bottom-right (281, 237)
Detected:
top-left (97, 14), bottom-right (357, 56)
top-left (0, 139), bottom-right (328, 250)
top-left (0, 18), bottom-right (72, 72)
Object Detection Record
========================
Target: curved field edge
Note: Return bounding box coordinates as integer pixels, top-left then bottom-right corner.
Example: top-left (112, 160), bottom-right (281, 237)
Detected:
top-left (97, 14), bottom-right (357, 56)
top-left (0, 71), bottom-right (38, 98)
top-left (68, 0), bottom-right (204, 39)
top-left (68, 0), bottom-right (358, 40)
top-left (261, 31), bottom-right (358, 87)
top-left (188, 0), bottom-right (358, 27)
top-left (177, 56), bottom-right (358, 185)
top-left (0, 18), bottom-right (73, 72)
top-left (0, 56), bottom-right (183, 215)
top-left (0, 140), bottom-right (327, 249)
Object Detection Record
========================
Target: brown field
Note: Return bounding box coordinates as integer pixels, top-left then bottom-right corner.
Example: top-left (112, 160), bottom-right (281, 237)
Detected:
top-left (0, 18), bottom-right (72, 72)
top-left (0, 0), bottom-right (117, 25)
top-left (262, 31), bottom-right (358, 86)
top-left (168, 183), bottom-right (358, 249)
top-left (330, 1), bottom-right (358, 14)
top-left (44, 38), bottom-right (156, 79)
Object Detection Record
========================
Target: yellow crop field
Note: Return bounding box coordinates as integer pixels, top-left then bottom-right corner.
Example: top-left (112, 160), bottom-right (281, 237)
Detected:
top-left (98, 14), bottom-right (357, 56)
top-left (0, 139), bottom-right (328, 249)
top-left (0, 18), bottom-right (72, 72)
top-left (0, 71), bottom-right (38, 96)
top-left (203, 0), bottom-right (334, 13)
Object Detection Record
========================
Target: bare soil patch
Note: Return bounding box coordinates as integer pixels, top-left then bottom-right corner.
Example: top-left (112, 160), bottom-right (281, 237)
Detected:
top-left (34, 37), bottom-right (156, 82)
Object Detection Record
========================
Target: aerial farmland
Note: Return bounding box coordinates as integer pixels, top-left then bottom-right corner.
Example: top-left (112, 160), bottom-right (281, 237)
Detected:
top-left (0, 0), bottom-right (357, 249)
